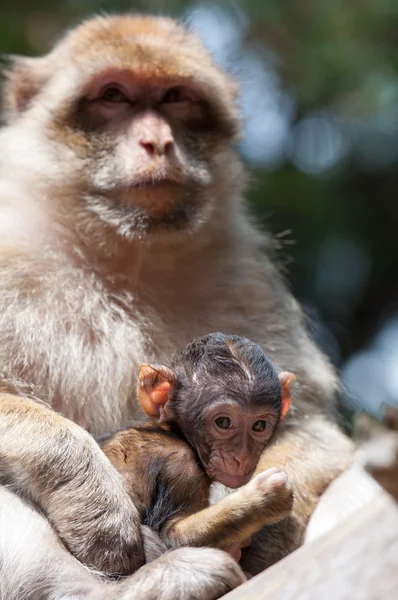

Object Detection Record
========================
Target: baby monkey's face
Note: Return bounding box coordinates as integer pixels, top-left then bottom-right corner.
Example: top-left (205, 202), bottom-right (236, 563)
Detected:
top-left (194, 399), bottom-right (281, 488)
top-left (137, 333), bottom-right (295, 489)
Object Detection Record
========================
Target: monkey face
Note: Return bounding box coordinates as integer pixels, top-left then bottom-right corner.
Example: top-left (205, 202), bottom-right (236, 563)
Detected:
top-left (170, 333), bottom-right (294, 489)
top-left (5, 16), bottom-right (242, 240)
top-left (194, 402), bottom-right (280, 489)
top-left (69, 77), bottom-right (220, 238)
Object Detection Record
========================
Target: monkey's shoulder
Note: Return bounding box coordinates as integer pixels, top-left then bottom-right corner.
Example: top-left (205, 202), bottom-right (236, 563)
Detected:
top-left (134, 423), bottom-right (210, 532)
top-left (137, 423), bottom-right (203, 476)
top-left (100, 421), bottom-right (206, 488)
top-left (100, 421), bottom-right (209, 533)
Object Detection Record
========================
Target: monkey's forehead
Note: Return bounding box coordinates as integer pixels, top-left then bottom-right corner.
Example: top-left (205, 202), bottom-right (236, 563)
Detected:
top-left (54, 15), bottom-right (237, 92)
top-left (65, 15), bottom-right (205, 56)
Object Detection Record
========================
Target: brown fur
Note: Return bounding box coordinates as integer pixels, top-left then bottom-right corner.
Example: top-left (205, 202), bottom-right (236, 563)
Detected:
top-left (0, 392), bottom-right (145, 575)
top-left (0, 12), bottom-right (353, 594)
top-left (100, 421), bottom-right (293, 551)
top-left (0, 484), bottom-right (246, 600)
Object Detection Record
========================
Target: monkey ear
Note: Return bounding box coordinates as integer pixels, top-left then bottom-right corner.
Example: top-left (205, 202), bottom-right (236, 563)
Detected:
top-left (1, 55), bottom-right (51, 122)
top-left (278, 371), bottom-right (296, 419)
top-left (137, 364), bottom-right (178, 420)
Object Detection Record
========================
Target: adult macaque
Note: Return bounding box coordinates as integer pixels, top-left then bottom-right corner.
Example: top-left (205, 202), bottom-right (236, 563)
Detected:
top-left (0, 12), bottom-right (354, 597)
top-left (100, 333), bottom-right (294, 554)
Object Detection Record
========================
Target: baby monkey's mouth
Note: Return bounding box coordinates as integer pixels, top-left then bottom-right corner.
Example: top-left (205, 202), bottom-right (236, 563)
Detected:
top-left (211, 470), bottom-right (254, 489)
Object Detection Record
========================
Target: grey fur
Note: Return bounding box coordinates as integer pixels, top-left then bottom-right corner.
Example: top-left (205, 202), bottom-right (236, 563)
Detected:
top-left (0, 487), bottom-right (245, 600)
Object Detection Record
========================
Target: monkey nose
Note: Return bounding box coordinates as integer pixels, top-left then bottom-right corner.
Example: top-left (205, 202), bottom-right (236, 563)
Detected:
top-left (231, 455), bottom-right (248, 473)
top-left (139, 139), bottom-right (174, 157)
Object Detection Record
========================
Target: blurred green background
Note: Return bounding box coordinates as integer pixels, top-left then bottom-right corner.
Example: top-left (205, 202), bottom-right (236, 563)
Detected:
top-left (1, 0), bottom-right (398, 416)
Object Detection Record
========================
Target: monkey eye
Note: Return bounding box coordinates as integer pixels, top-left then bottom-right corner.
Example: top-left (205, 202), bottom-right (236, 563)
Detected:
top-left (162, 87), bottom-right (189, 104)
top-left (100, 86), bottom-right (128, 103)
top-left (252, 420), bottom-right (269, 432)
top-left (215, 416), bottom-right (232, 430)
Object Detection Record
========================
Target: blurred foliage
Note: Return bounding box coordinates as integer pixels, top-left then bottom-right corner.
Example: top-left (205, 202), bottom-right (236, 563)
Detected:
top-left (1, 0), bottom-right (398, 412)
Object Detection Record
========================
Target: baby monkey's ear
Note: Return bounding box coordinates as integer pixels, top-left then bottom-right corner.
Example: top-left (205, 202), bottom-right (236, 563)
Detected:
top-left (137, 364), bottom-right (178, 421)
top-left (278, 371), bottom-right (296, 419)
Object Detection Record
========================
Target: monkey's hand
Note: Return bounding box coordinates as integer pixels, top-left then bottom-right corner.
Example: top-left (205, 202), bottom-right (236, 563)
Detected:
top-left (243, 467), bottom-right (294, 524)
top-left (163, 467), bottom-right (293, 550)
top-left (0, 393), bottom-right (145, 575)
top-left (96, 548), bottom-right (246, 600)
top-left (224, 537), bottom-right (252, 562)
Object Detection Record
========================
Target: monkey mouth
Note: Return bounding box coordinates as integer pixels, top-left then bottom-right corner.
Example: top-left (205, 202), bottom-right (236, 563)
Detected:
top-left (117, 177), bottom-right (187, 208)
top-left (113, 180), bottom-right (181, 200)
top-left (86, 171), bottom-right (207, 237)
top-left (85, 187), bottom-right (203, 238)
top-left (212, 471), bottom-right (253, 489)
top-left (128, 178), bottom-right (181, 190)
top-left (122, 168), bottom-right (187, 191)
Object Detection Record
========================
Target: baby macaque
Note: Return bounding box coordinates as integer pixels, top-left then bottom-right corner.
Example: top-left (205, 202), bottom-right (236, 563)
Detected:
top-left (100, 333), bottom-right (295, 553)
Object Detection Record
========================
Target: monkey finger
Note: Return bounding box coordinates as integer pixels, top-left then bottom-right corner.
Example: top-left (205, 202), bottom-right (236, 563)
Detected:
top-left (224, 542), bottom-right (243, 562)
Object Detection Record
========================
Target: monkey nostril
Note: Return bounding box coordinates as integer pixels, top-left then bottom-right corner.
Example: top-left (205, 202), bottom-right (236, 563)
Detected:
top-left (140, 141), bottom-right (156, 156)
top-left (140, 140), bottom-right (173, 157)
top-left (164, 140), bottom-right (174, 155)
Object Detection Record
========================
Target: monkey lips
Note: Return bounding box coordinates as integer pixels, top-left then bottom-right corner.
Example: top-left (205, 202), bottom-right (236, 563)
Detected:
top-left (211, 470), bottom-right (254, 489)
top-left (196, 447), bottom-right (257, 489)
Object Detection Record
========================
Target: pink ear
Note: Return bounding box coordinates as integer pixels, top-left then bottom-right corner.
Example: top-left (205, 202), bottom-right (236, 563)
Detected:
top-left (137, 364), bottom-right (177, 419)
top-left (278, 371), bottom-right (296, 419)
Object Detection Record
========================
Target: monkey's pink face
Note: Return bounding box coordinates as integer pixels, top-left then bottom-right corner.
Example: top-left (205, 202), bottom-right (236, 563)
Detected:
top-left (50, 65), bottom-right (239, 239)
top-left (5, 16), bottom-right (240, 239)
top-left (82, 70), bottom-right (211, 189)
top-left (196, 402), bottom-right (279, 489)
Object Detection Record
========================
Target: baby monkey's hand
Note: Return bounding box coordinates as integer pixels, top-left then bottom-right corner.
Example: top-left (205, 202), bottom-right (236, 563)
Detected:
top-left (243, 467), bottom-right (294, 524)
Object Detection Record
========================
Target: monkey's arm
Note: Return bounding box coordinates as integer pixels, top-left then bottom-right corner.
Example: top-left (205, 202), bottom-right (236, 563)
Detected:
top-left (0, 486), bottom-right (245, 600)
top-left (0, 392), bottom-right (145, 575)
top-left (163, 468), bottom-right (293, 549)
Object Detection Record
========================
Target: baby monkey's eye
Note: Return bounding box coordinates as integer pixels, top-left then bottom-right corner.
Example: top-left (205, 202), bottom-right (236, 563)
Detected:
top-left (101, 87), bottom-right (128, 103)
top-left (252, 420), bottom-right (269, 432)
top-left (215, 416), bottom-right (232, 429)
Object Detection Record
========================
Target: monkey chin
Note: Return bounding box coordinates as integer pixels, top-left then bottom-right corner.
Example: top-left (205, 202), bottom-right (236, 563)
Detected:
top-left (86, 182), bottom-right (210, 239)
